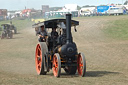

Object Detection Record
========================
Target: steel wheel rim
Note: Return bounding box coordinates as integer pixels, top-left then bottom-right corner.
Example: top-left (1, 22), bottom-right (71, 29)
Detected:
top-left (35, 44), bottom-right (42, 74)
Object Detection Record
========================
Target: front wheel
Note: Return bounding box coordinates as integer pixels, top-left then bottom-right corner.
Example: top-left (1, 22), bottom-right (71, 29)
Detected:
top-left (52, 53), bottom-right (61, 77)
top-left (9, 31), bottom-right (13, 39)
top-left (77, 53), bottom-right (86, 77)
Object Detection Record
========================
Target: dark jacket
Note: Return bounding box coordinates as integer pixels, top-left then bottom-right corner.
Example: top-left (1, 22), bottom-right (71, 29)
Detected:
top-left (51, 31), bottom-right (58, 39)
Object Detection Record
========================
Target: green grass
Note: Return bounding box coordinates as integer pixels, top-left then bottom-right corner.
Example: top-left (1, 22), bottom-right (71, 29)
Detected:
top-left (104, 18), bottom-right (128, 40)
top-left (0, 19), bottom-right (34, 35)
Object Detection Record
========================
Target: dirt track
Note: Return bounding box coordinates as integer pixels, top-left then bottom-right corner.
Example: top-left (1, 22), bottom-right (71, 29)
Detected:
top-left (0, 16), bottom-right (128, 85)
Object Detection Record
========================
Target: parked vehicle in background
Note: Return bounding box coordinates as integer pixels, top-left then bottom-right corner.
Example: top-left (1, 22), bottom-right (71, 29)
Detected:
top-left (80, 7), bottom-right (95, 16)
top-left (81, 11), bottom-right (91, 16)
top-left (108, 7), bottom-right (124, 15)
top-left (1, 24), bottom-right (13, 39)
top-left (97, 6), bottom-right (109, 14)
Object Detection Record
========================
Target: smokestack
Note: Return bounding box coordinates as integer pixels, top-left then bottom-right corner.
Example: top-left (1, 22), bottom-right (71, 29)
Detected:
top-left (66, 14), bottom-right (72, 43)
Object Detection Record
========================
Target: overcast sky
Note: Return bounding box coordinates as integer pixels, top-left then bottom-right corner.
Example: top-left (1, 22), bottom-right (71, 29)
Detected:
top-left (0, 0), bottom-right (124, 10)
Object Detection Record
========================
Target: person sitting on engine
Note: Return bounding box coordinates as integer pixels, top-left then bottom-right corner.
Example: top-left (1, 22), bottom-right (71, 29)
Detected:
top-left (51, 27), bottom-right (58, 39)
top-left (50, 27), bottom-right (58, 48)
top-left (38, 26), bottom-right (47, 42)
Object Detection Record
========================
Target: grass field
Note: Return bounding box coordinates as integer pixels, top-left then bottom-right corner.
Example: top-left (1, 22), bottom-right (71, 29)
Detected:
top-left (0, 19), bottom-right (33, 29)
top-left (104, 18), bottom-right (128, 40)
top-left (0, 19), bottom-right (34, 35)
top-left (0, 16), bottom-right (128, 85)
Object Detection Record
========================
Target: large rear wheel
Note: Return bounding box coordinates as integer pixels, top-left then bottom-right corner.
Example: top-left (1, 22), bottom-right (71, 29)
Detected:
top-left (77, 53), bottom-right (86, 77)
top-left (35, 42), bottom-right (48, 75)
top-left (52, 53), bottom-right (61, 77)
top-left (9, 31), bottom-right (13, 39)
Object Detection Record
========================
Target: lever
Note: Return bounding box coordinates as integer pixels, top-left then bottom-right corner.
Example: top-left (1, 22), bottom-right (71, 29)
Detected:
top-left (74, 26), bottom-right (77, 32)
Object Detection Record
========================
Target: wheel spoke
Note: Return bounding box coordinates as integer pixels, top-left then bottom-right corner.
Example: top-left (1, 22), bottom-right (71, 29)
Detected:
top-left (37, 55), bottom-right (40, 58)
top-left (39, 61), bottom-right (41, 66)
top-left (55, 64), bottom-right (58, 68)
top-left (55, 68), bottom-right (58, 72)
top-left (38, 48), bottom-right (41, 54)
top-left (53, 59), bottom-right (56, 64)
top-left (80, 63), bottom-right (83, 67)
top-left (80, 66), bottom-right (83, 70)
top-left (37, 61), bottom-right (40, 67)
top-left (80, 57), bottom-right (82, 62)
top-left (38, 64), bottom-right (40, 69)
top-left (38, 64), bottom-right (40, 68)
top-left (53, 67), bottom-right (55, 70)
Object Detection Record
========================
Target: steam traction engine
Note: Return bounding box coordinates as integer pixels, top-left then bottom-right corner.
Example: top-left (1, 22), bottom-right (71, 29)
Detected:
top-left (33, 14), bottom-right (86, 77)
top-left (1, 24), bottom-right (13, 39)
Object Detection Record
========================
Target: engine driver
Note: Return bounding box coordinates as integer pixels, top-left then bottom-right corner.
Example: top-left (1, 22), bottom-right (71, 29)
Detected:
top-left (38, 26), bottom-right (47, 42)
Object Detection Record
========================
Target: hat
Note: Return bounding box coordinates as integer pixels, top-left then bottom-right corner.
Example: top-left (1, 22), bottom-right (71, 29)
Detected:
top-left (60, 22), bottom-right (66, 29)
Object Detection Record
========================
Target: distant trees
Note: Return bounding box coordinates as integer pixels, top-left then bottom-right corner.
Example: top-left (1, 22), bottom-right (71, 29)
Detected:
top-left (124, 0), bottom-right (128, 5)
top-left (77, 6), bottom-right (81, 10)
top-left (82, 5), bottom-right (95, 7)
